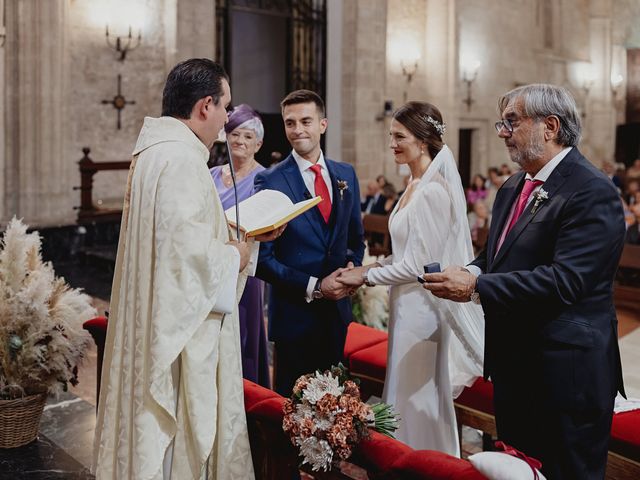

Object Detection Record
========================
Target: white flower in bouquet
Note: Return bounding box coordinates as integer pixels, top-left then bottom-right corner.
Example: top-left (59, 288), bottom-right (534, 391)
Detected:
top-left (298, 437), bottom-right (334, 472)
top-left (303, 371), bottom-right (344, 405)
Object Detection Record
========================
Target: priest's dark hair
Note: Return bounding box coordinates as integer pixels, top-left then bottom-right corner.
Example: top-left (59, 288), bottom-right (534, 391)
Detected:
top-left (281, 89), bottom-right (325, 117)
top-left (162, 58), bottom-right (229, 119)
top-left (393, 102), bottom-right (445, 160)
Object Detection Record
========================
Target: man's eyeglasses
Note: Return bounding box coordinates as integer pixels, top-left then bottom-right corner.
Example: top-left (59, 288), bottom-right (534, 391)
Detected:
top-left (494, 119), bottom-right (514, 134)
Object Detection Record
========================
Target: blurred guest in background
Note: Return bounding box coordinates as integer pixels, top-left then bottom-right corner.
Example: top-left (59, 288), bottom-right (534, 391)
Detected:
top-left (377, 174), bottom-right (390, 189)
top-left (466, 174), bottom-right (488, 207)
top-left (602, 160), bottom-right (623, 192)
top-left (361, 179), bottom-right (387, 214)
top-left (468, 200), bottom-right (491, 253)
top-left (626, 202), bottom-right (640, 244)
top-left (627, 158), bottom-right (640, 180)
top-left (382, 182), bottom-right (398, 214)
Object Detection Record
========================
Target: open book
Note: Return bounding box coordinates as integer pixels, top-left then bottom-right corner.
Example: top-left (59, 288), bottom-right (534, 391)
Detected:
top-left (225, 189), bottom-right (322, 237)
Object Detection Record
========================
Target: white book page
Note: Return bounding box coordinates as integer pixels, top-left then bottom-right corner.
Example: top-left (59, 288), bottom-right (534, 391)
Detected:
top-left (225, 190), bottom-right (294, 231)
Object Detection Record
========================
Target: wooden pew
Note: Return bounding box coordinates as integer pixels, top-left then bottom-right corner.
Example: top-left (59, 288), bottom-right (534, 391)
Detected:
top-left (362, 213), bottom-right (391, 257)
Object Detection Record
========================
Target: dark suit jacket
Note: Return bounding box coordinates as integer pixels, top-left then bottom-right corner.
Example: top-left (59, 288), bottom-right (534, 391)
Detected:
top-left (255, 154), bottom-right (365, 342)
top-left (361, 194), bottom-right (387, 214)
top-left (471, 148), bottom-right (626, 411)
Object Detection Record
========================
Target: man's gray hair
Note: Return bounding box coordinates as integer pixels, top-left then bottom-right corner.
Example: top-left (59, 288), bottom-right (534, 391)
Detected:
top-left (498, 84), bottom-right (581, 147)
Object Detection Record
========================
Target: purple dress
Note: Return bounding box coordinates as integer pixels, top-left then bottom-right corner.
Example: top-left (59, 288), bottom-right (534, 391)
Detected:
top-left (211, 163), bottom-right (271, 388)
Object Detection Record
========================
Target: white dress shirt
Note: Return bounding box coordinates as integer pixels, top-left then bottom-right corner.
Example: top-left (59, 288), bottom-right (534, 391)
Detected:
top-left (290, 149), bottom-right (334, 301)
top-left (467, 147), bottom-right (572, 278)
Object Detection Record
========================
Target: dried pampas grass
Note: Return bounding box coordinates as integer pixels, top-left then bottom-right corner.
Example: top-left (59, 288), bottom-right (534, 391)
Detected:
top-left (0, 217), bottom-right (96, 399)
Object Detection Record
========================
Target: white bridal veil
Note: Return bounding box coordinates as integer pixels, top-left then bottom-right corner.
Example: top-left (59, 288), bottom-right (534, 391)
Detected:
top-left (409, 145), bottom-right (485, 397)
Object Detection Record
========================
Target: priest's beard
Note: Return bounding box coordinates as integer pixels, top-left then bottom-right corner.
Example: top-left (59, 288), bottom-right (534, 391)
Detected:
top-left (507, 131), bottom-right (545, 171)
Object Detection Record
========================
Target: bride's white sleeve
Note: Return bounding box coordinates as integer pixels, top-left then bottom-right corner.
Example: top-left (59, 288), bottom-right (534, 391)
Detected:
top-left (366, 184), bottom-right (451, 286)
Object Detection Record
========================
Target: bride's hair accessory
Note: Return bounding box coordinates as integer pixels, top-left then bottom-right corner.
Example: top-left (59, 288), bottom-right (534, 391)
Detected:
top-left (423, 115), bottom-right (446, 137)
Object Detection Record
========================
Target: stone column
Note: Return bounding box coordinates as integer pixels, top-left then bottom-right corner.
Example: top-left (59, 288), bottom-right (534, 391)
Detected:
top-left (0, 0), bottom-right (6, 221)
top-left (4, 0), bottom-right (69, 226)
top-left (581, 10), bottom-right (617, 164)
top-left (341, 0), bottom-right (388, 188)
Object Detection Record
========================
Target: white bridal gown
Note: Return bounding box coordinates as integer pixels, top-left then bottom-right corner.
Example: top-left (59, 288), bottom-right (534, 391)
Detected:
top-left (365, 146), bottom-right (484, 456)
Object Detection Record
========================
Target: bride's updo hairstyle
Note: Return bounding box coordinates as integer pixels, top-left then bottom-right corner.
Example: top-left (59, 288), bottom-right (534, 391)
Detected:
top-left (393, 101), bottom-right (446, 160)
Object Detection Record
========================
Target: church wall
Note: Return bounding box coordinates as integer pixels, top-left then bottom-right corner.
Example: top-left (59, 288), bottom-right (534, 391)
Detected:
top-left (1, 0), bottom-right (216, 228)
top-left (2, 0), bottom-right (638, 228)
top-left (454, 0), bottom-right (619, 173)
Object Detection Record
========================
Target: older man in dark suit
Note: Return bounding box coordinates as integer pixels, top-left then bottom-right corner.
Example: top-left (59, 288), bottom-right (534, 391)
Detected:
top-left (423, 84), bottom-right (626, 480)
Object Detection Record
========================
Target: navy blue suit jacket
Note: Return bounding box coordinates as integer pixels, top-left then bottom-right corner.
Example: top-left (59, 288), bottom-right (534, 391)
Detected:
top-left (254, 154), bottom-right (365, 342)
top-left (471, 148), bottom-right (626, 411)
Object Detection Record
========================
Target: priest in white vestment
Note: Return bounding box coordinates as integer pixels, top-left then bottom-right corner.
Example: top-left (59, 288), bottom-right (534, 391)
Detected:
top-left (93, 59), bottom-right (278, 480)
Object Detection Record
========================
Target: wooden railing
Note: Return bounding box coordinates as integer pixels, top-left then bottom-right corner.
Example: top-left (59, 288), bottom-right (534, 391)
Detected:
top-left (74, 147), bottom-right (130, 224)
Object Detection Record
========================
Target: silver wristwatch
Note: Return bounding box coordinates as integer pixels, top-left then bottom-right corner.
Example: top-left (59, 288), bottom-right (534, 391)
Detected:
top-left (470, 283), bottom-right (480, 304)
top-left (363, 270), bottom-right (375, 287)
top-left (312, 278), bottom-right (324, 299)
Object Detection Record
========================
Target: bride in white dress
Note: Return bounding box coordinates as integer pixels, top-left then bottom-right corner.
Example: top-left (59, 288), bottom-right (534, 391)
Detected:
top-left (338, 102), bottom-right (484, 455)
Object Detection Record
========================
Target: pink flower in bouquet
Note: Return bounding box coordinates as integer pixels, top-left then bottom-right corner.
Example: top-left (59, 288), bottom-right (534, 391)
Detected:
top-left (342, 380), bottom-right (360, 397)
top-left (299, 417), bottom-right (317, 439)
top-left (316, 393), bottom-right (339, 416)
top-left (283, 399), bottom-right (295, 415)
top-left (293, 375), bottom-right (310, 396)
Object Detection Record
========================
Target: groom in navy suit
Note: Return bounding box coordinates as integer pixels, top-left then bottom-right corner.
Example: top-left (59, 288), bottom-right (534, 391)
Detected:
top-left (423, 84), bottom-right (625, 479)
top-left (255, 90), bottom-right (365, 396)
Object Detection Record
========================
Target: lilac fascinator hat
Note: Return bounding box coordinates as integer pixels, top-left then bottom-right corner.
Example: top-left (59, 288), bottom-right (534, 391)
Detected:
top-left (224, 104), bottom-right (264, 140)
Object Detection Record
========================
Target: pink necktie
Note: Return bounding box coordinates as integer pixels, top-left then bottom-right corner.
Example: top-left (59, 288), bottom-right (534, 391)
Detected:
top-left (504, 179), bottom-right (544, 237)
top-left (310, 164), bottom-right (332, 223)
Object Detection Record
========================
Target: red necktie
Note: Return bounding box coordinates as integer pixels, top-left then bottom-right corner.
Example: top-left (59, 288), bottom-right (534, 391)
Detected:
top-left (310, 164), bottom-right (331, 223)
top-left (505, 179), bottom-right (544, 236)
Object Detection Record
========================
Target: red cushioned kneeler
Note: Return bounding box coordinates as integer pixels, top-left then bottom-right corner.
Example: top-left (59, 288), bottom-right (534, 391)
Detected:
top-left (610, 410), bottom-right (640, 462)
top-left (455, 378), bottom-right (495, 415)
top-left (344, 322), bottom-right (388, 360)
top-left (353, 430), bottom-right (412, 472)
top-left (83, 316), bottom-right (109, 406)
top-left (391, 450), bottom-right (488, 479)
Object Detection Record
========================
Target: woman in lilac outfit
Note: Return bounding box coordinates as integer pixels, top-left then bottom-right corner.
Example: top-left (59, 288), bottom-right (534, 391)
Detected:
top-left (211, 104), bottom-right (270, 388)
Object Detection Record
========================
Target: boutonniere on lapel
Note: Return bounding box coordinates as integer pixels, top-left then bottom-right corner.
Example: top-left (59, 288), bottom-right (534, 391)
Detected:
top-left (337, 179), bottom-right (349, 200)
top-left (530, 187), bottom-right (549, 214)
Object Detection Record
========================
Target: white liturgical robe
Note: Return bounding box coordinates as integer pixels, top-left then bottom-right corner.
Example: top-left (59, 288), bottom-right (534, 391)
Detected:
top-left (93, 116), bottom-right (255, 479)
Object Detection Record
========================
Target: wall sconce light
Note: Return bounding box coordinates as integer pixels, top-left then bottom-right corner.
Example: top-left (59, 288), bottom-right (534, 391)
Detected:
top-left (106, 25), bottom-right (141, 61)
top-left (461, 60), bottom-right (481, 111)
top-left (611, 73), bottom-right (624, 101)
top-left (376, 100), bottom-right (394, 121)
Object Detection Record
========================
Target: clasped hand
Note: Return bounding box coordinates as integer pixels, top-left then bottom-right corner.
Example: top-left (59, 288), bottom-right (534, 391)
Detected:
top-left (323, 263), bottom-right (377, 300)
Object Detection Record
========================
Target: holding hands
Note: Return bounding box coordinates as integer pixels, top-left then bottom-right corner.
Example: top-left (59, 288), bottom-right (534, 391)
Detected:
top-left (319, 262), bottom-right (357, 300)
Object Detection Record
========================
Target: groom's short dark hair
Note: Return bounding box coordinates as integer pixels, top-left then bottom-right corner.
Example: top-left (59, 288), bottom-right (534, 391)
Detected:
top-left (281, 90), bottom-right (325, 117)
top-left (162, 58), bottom-right (229, 119)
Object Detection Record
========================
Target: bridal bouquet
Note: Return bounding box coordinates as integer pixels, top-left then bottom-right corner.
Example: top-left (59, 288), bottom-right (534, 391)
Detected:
top-left (282, 364), bottom-right (398, 472)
